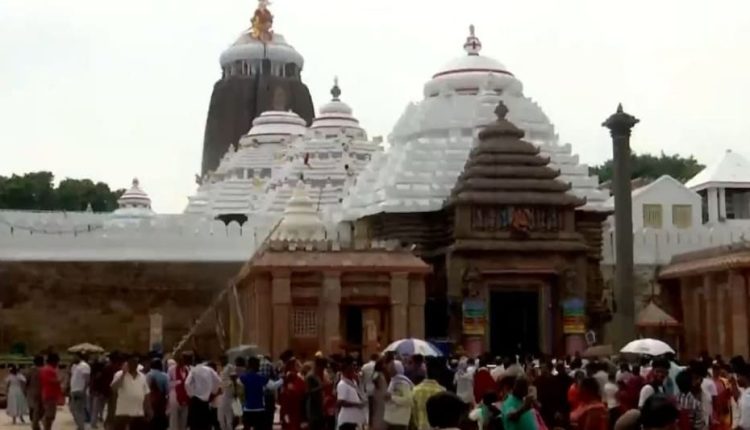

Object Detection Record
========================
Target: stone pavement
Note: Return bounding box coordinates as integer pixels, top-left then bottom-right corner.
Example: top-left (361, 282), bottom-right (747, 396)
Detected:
top-left (0, 408), bottom-right (75, 430)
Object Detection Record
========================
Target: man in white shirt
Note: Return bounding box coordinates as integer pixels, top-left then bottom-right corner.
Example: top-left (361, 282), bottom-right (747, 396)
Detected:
top-left (338, 357), bottom-right (367, 430)
top-left (700, 365), bottom-right (718, 428)
top-left (185, 362), bottom-right (221, 430)
top-left (111, 354), bottom-right (151, 430)
top-left (638, 358), bottom-right (670, 408)
top-left (69, 354), bottom-right (91, 430)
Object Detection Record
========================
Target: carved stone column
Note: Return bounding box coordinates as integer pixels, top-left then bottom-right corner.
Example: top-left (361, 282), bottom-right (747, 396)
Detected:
top-left (255, 274), bottom-right (272, 355)
top-left (704, 274), bottom-right (719, 354)
top-left (730, 270), bottom-right (749, 357)
top-left (320, 271), bottom-right (342, 354)
top-left (408, 276), bottom-right (426, 339)
top-left (390, 272), bottom-right (409, 343)
top-left (271, 271), bottom-right (291, 358)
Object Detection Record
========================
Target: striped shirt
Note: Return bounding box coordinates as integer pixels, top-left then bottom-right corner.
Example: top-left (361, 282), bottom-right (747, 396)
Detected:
top-left (412, 379), bottom-right (445, 430)
top-left (677, 392), bottom-right (706, 430)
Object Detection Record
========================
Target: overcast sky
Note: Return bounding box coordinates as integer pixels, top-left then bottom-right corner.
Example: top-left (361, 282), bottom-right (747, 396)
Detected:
top-left (2, 0), bottom-right (749, 213)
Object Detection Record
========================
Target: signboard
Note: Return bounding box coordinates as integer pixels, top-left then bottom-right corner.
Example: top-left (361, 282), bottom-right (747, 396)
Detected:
top-left (149, 313), bottom-right (163, 353)
top-left (462, 298), bottom-right (486, 336)
top-left (562, 298), bottom-right (585, 334)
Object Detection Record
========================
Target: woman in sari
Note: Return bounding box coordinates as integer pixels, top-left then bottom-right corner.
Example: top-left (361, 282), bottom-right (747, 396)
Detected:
top-left (570, 377), bottom-right (608, 430)
top-left (279, 358), bottom-right (307, 430)
top-left (711, 364), bottom-right (731, 430)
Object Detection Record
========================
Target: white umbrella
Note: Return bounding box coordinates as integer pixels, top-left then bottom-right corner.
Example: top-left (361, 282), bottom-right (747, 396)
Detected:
top-left (383, 338), bottom-right (443, 357)
top-left (620, 338), bottom-right (675, 356)
top-left (68, 343), bottom-right (105, 354)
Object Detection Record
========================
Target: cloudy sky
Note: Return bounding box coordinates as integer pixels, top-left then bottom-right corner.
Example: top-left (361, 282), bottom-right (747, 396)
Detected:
top-left (1, 0), bottom-right (749, 212)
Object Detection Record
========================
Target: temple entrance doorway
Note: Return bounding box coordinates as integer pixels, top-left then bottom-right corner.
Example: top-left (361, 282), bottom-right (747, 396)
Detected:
top-left (343, 307), bottom-right (363, 352)
top-left (489, 290), bottom-right (540, 357)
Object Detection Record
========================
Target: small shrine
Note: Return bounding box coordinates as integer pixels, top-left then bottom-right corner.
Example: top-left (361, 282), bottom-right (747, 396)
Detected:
top-left (230, 181), bottom-right (430, 358)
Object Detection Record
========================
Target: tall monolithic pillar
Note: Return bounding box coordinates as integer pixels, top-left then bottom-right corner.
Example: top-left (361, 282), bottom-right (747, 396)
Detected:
top-left (603, 104), bottom-right (639, 344)
top-left (730, 270), bottom-right (749, 357)
top-left (390, 273), bottom-right (409, 342)
top-left (320, 271), bottom-right (342, 354)
top-left (408, 276), bottom-right (426, 339)
top-left (255, 274), bottom-right (272, 354)
top-left (271, 271), bottom-right (291, 358)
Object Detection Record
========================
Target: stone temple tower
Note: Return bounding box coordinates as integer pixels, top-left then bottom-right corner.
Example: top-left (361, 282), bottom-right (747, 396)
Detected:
top-left (201, 0), bottom-right (315, 175)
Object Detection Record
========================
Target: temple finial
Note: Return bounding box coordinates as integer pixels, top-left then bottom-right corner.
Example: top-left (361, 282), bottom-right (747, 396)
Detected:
top-left (331, 76), bottom-right (341, 101)
top-left (494, 101), bottom-right (509, 120)
top-left (616, 103), bottom-right (624, 113)
top-left (464, 24), bottom-right (482, 55)
top-left (132, 178), bottom-right (140, 187)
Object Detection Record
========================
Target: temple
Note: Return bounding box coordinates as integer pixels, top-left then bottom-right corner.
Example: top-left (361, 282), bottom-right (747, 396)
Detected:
top-left (230, 181), bottom-right (429, 358)
top-left (17, 12), bottom-right (750, 358)
top-left (201, 0), bottom-right (315, 174)
top-left (341, 27), bottom-right (612, 356)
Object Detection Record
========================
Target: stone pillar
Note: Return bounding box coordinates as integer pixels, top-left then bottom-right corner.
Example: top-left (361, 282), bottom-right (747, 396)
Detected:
top-left (680, 279), bottom-right (699, 358)
top-left (704, 275), bottom-right (719, 354)
top-left (708, 188), bottom-right (719, 223)
top-left (390, 273), bottom-right (409, 343)
top-left (408, 276), bottom-right (426, 339)
top-left (255, 275), bottom-right (272, 355)
top-left (719, 188), bottom-right (727, 220)
top-left (320, 271), bottom-right (342, 354)
top-left (730, 270), bottom-right (749, 357)
top-left (603, 104), bottom-right (639, 345)
top-left (271, 271), bottom-right (291, 358)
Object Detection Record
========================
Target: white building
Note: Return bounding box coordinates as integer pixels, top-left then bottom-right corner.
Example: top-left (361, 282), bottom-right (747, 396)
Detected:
top-left (686, 149), bottom-right (750, 225)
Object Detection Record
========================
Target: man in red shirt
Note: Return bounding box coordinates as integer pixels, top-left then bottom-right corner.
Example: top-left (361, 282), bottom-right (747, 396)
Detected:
top-left (38, 353), bottom-right (62, 430)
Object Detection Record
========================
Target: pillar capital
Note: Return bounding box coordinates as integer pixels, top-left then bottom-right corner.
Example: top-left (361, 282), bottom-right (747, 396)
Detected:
top-left (602, 103), bottom-right (639, 138)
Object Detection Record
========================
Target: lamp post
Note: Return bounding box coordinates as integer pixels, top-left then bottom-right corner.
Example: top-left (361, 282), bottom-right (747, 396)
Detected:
top-left (603, 104), bottom-right (639, 343)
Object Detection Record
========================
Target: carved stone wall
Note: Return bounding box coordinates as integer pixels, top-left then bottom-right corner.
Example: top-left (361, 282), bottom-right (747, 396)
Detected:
top-left (0, 261), bottom-right (240, 356)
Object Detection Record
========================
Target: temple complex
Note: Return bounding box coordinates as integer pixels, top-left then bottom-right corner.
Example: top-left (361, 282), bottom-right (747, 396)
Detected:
top-left (201, 0), bottom-right (315, 174)
top-left (230, 181), bottom-right (429, 358)
top-left (341, 28), bottom-right (612, 356)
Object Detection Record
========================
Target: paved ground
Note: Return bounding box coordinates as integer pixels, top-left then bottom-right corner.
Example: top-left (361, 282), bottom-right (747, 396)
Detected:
top-left (0, 408), bottom-right (75, 430)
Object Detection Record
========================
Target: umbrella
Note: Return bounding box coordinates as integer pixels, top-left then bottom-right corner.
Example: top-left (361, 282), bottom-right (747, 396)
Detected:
top-left (226, 344), bottom-right (261, 361)
top-left (383, 338), bottom-right (442, 357)
top-left (582, 344), bottom-right (614, 358)
top-left (620, 338), bottom-right (675, 356)
top-left (68, 343), bottom-right (105, 354)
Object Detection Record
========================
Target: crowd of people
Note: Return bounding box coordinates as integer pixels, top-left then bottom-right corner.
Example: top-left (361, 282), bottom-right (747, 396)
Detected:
top-left (4, 349), bottom-right (750, 430)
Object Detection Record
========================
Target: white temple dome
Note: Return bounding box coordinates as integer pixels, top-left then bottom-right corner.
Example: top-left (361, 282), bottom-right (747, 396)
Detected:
top-left (218, 1), bottom-right (304, 73)
top-left (220, 33), bottom-right (304, 69)
top-left (271, 180), bottom-right (327, 243)
top-left (117, 178), bottom-right (152, 210)
top-left (312, 78), bottom-right (363, 132)
top-left (107, 178), bottom-right (156, 227)
top-left (424, 25), bottom-right (518, 98)
top-left (241, 111), bottom-right (308, 141)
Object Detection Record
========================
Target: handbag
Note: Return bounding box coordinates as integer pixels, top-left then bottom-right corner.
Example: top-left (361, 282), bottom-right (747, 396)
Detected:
top-left (232, 398), bottom-right (243, 418)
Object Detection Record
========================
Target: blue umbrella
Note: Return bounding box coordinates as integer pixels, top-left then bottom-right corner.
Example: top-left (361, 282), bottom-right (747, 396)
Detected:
top-left (383, 338), bottom-right (443, 357)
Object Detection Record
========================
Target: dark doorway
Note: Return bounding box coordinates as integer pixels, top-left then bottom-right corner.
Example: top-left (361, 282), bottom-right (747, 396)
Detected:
top-left (343, 307), bottom-right (363, 347)
top-left (490, 290), bottom-right (540, 357)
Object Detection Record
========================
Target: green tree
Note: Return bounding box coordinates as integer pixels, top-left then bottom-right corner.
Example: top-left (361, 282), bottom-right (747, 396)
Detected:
top-left (0, 172), bottom-right (125, 211)
top-left (589, 151), bottom-right (704, 183)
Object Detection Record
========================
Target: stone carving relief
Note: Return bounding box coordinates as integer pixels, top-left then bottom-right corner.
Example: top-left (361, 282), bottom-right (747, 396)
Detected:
top-left (471, 206), bottom-right (561, 232)
top-left (461, 267), bottom-right (482, 298)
